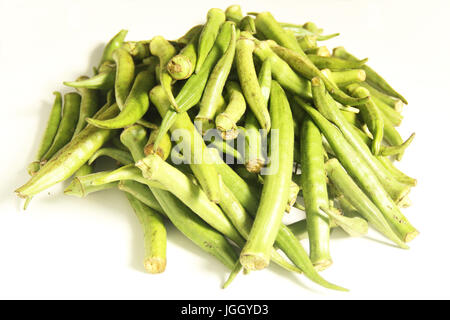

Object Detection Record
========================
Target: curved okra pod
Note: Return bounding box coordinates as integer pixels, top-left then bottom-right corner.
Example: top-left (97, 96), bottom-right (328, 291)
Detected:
top-left (144, 128), bottom-right (172, 160)
top-left (333, 47), bottom-right (408, 104)
top-left (325, 158), bottom-right (407, 248)
top-left (118, 180), bottom-right (163, 214)
top-left (280, 23), bottom-right (339, 41)
top-left (254, 12), bottom-right (304, 54)
top-left (346, 84), bottom-right (384, 155)
top-left (16, 104), bottom-right (120, 199)
top-left (125, 193), bottom-right (167, 274)
top-left (86, 66), bottom-right (155, 129)
top-left (136, 154), bottom-right (244, 246)
top-left (72, 77), bottom-right (100, 137)
top-left (215, 81), bottom-right (246, 139)
top-left (196, 23), bottom-right (237, 130)
top-left (296, 97), bottom-right (418, 242)
top-left (380, 132), bottom-right (415, 159)
top-left (236, 36), bottom-right (271, 131)
top-left (300, 117), bottom-right (332, 269)
top-left (152, 22), bottom-right (233, 149)
top-left (88, 147), bottom-right (133, 165)
top-left (268, 42), bottom-right (369, 106)
top-left (119, 125), bottom-right (147, 161)
top-left (150, 85), bottom-right (221, 203)
top-left (112, 48), bottom-right (135, 110)
top-left (167, 28), bottom-right (201, 80)
top-left (98, 29), bottom-right (128, 67)
top-left (303, 21), bottom-right (323, 34)
top-left (240, 81), bottom-right (294, 270)
top-left (64, 62), bottom-right (115, 90)
top-left (28, 92), bottom-right (63, 175)
top-left (309, 78), bottom-right (410, 203)
top-left (121, 41), bottom-right (151, 61)
top-left (41, 92), bottom-right (81, 162)
top-left (225, 4), bottom-right (243, 23)
top-left (307, 54), bottom-right (368, 71)
top-left (150, 36), bottom-right (178, 111)
top-left (176, 24), bottom-right (203, 45)
top-left (64, 171), bottom-right (119, 197)
top-left (195, 8), bottom-right (226, 73)
top-left (209, 149), bottom-right (346, 291)
top-left (253, 40), bottom-right (311, 99)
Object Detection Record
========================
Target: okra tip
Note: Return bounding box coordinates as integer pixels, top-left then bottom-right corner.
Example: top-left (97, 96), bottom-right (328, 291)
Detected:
top-left (144, 257), bottom-right (166, 274)
top-left (64, 178), bottom-right (85, 197)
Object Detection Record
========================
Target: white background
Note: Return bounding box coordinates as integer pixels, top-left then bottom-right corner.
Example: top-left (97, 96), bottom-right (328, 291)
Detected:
top-left (1, 0), bottom-right (449, 300)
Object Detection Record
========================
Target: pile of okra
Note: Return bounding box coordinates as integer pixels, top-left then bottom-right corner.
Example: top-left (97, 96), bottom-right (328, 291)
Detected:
top-left (16, 5), bottom-right (417, 291)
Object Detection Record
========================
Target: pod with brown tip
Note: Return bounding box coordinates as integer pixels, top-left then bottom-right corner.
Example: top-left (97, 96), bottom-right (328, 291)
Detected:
top-left (126, 193), bottom-right (167, 274)
top-left (144, 128), bottom-right (172, 160)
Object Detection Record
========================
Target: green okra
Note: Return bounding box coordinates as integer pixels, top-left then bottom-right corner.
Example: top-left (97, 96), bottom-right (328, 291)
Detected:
top-left (225, 4), bottom-right (243, 23)
top-left (196, 8), bottom-right (226, 73)
top-left (268, 41), bottom-right (369, 106)
top-left (215, 81), bottom-right (246, 139)
top-left (254, 39), bottom-right (311, 100)
top-left (236, 36), bottom-right (271, 131)
top-left (359, 82), bottom-right (404, 112)
top-left (308, 54), bottom-right (368, 71)
top-left (240, 81), bottom-right (294, 270)
top-left (118, 180), bottom-right (164, 214)
top-left (244, 113), bottom-right (265, 173)
top-left (28, 91), bottom-right (63, 175)
top-left (347, 84), bottom-right (384, 155)
top-left (209, 138), bottom-right (244, 164)
top-left (327, 69), bottom-right (366, 87)
top-left (136, 154), bottom-right (244, 246)
top-left (297, 35), bottom-right (317, 51)
top-left (125, 193), bottom-right (167, 274)
top-left (377, 156), bottom-right (417, 187)
top-left (112, 48), bottom-right (135, 110)
top-left (149, 85), bottom-right (222, 203)
top-left (177, 24), bottom-right (203, 45)
top-left (144, 128), bottom-right (172, 160)
top-left (309, 78), bottom-right (410, 203)
top-left (152, 22), bottom-right (233, 150)
top-left (73, 163), bottom-right (93, 177)
top-left (333, 47), bottom-right (408, 104)
top-left (374, 95), bottom-right (403, 127)
top-left (121, 41), bottom-right (151, 61)
top-left (325, 158), bottom-right (407, 248)
top-left (98, 29), bottom-right (128, 67)
top-left (280, 23), bottom-right (339, 41)
top-left (305, 46), bottom-right (331, 57)
top-left (88, 147), bottom-right (133, 165)
top-left (167, 28), bottom-right (200, 80)
top-left (150, 36), bottom-right (179, 111)
top-left (64, 171), bottom-right (119, 197)
top-left (239, 16), bottom-right (256, 34)
top-left (16, 103), bottom-right (120, 199)
top-left (86, 66), bottom-right (156, 129)
top-left (64, 61), bottom-right (115, 90)
top-left (300, 117), bottom-right (332, 269)
top-left (297, 97), bottom-right (418, 243)
top-left (196, 23), bottom-right (237, 131)
top-left (41, 92), bottom-right (81, 162)
top-left (255, 12), bottom-right (304, 55)
top-left (73, 77), bottom-right (100, 137)
top-left (209, 148), bottom-right (346, 291)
